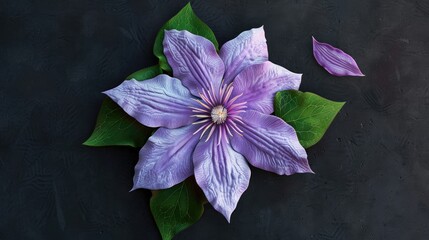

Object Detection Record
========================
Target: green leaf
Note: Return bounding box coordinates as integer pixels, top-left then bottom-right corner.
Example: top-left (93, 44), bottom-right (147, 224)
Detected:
top-left (126, 64), bottom-right (163, 80)
top-left (153, 2), bottom-right (219, 72)
top-left (83, 65), bottom-right (162, 147)
top-left (274, 90), bottom-right (345, 148)
top-left (151, 178), bottom-right (205, 240)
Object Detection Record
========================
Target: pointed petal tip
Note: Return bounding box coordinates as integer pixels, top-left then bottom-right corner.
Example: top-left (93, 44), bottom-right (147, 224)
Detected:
top-left (131, 174), bottom-right (141, 192)
top-left (129, 184), bottom-right (139, 192)
top-left (224, 213), bottom-right (232, 223)
top-left (312, 36), bottom-right (319, 47)
top-left (306, 167), bottom-right (316, 174)
top-left (102, 89), bottom-right (116, 99)
top-left (297, 163), bottom-right (315, 174)
top-left (255, 25), bottom-right (266, 37)
top-left (215, 205), bottom-right (233, 223)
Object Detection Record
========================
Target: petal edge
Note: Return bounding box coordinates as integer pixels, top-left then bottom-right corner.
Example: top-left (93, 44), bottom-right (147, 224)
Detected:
top-left (231, 110), bottom-right (313, 175)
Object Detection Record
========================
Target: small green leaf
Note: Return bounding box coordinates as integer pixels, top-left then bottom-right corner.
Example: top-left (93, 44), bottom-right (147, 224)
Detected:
top-left (151, 178), bottom-right (205, 240)
top-left (83, 65), bottom-right (162, 147)
top-left (153, 2), bottom-right (219, 72)
top-left (274, 90), bottom-right (345, 148)
top-left (126, 64), bottom-right (163, 80)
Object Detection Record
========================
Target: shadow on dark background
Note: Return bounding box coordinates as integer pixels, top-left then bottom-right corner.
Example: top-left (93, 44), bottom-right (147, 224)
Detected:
top-left (1, 0), bottom-right (429, 239)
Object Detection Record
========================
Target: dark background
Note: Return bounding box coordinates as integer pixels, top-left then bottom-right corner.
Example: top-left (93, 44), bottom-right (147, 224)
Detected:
top-left (1, 0), bottom-right (429, 239)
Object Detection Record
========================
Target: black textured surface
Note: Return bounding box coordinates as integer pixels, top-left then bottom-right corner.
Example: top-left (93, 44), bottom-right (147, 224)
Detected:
top-left (1, 0), bottom-right (429, 239)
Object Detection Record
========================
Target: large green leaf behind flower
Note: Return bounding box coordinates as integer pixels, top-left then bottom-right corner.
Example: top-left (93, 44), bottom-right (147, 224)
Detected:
top-left (153, 2), bottom-right (219, 72)
top-left (274, 90), bottom-right (345, 148)
top-left (150, 178), bottom-right (206, 240)
top-left (83, 65), bottom-right (162, 147)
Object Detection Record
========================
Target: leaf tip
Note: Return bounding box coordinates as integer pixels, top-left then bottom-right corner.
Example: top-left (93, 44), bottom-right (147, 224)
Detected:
top-left (337, 101), bottom-right (346, 110)
top-left (82, 137), bottom-right (94, 146)
top-left (181, 2), bottom-right (194, 14)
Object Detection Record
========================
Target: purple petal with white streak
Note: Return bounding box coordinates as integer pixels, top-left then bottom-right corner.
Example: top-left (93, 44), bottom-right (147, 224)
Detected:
top-left (103, 75), bottom-right (195, 129)
top-left (232, 61), bottom-right (301, 114)
top-left (312, 36), bottom-right (364, 77)
top-left (219, 26), bottom-right (268, 85)
top-left (132, 124), bottom-right (201, 190)
top-left (231, 110), bottom-right (313, 175)
top-left (193, 131), bottom-right (251, 222)
top-left (163, 29), bottom-right (225, 96)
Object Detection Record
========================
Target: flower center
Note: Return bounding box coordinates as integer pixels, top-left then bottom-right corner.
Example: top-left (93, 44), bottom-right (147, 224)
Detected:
top-left (190, 83), bottom-right (247, 144)
top-left (211, 105), bottom-right (228, 124)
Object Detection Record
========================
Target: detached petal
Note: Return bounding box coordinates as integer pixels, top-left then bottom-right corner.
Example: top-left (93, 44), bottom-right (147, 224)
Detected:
top-left (231, 110), bottom-right (313, 175)
top-left (193, 132), bottom-right (250, 222)
top-left (312, 36), bottom-right (364, 77)
top-left (232, 61), bottom-right (301, 114)
top-left (132, 124), bottom-right (200, 190)
top-left (219, 26), bottom-right (268, 85)
top-left (103, 75), bottom-right (194, 129)
top-left (163, 30), bottom-right (225, 96)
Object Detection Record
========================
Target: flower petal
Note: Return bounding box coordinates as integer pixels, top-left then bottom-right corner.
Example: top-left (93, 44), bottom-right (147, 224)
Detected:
top-left (219, 26), bottom-right (268, 85)
top-left (312, 36), bottom-right (364, 77)
top-left (231, 110), bottom-right (313, 175)
top-left (103, 75), bottom-right (194, 129)
top-left (132, 124), bottom-right (200, 190)
top-left (163, 29), bottom-right (225, 96)
top-left (232, 61), bottom-right (301, 114)
top-left (193, 131), bottom-right (250, 222)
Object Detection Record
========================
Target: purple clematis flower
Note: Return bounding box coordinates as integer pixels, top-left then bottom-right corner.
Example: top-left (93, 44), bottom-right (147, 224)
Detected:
top-left (104, 27), bottom-right (313, 221)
